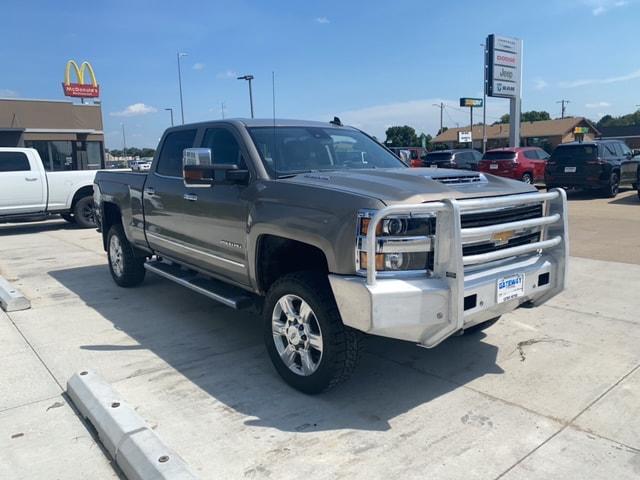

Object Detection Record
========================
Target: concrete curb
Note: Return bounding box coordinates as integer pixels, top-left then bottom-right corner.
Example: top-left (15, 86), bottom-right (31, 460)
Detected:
top-left (67, 370), bottom-right (198, 480)
top-left (0, 275), bottom-right (30, 312)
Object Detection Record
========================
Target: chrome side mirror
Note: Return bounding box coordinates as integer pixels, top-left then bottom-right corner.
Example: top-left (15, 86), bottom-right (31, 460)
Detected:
top-left (183, 148), bottom-right (214, 187)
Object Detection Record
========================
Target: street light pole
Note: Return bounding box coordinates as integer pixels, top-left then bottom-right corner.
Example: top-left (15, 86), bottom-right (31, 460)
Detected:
top-left (481, 43), bottom-right (487, 153)
top-left (164, 108), bottom-right (174, 126)
top-left (177, 52), bottom-right (188, 124)
top-left (237, 74), bottom-right (255, 118)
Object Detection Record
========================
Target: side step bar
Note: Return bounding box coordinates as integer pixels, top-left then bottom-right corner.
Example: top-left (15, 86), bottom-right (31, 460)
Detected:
top-left (144, 260), bottom-right (254, 309)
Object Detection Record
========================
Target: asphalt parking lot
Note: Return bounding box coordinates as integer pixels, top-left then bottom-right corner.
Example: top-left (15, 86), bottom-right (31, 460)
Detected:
top-left (1, 189), bottom-right (639, 479)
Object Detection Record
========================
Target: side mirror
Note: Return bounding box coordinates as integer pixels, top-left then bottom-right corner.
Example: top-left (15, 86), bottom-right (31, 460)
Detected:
top-left (183, 148), bottom-right (214, 187)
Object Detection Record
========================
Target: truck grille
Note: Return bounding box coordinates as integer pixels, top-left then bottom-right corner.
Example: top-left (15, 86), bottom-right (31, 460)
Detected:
top-left (461, 204), bottom-right (543, 228)
top-left (462, 232), bottom-right (541, 257)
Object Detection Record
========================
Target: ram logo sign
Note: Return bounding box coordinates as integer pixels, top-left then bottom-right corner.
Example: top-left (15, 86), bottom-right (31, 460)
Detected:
top-left (62, 60), bottom-right (100, 98)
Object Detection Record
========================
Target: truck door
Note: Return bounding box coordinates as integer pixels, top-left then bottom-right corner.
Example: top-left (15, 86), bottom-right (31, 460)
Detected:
top-left (179, 126), bottom-right (251, 286)
top-left (143, 128), bottom-right (198, 260)
top-left (618, 142), bottom-right (637, 184)
top-left (0, 150), bottom-right (46, 215)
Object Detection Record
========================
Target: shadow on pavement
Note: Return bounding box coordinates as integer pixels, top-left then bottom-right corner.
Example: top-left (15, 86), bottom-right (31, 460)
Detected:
top-left (50, 264), bottom-right (503, 433)
top-left (0, 219), bottom-right (75, 236)
top-left (609, 192), bottom-right (639, 205)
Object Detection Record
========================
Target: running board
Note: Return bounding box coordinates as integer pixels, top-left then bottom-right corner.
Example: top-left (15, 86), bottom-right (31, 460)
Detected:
top-left (144, 260), bottom-right (254, 309)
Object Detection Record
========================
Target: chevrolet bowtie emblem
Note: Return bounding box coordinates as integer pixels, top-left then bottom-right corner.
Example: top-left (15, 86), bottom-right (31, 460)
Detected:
top-left (491, 230), bottom-right (515, 244)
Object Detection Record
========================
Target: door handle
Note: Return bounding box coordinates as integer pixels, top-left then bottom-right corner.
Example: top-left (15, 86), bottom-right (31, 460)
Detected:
top-left (144, 187), bottom-right (155, 196)
top-left (183, 193), bottom-right (198, 202)
top-left (25, 177), bottom-right (38, 182)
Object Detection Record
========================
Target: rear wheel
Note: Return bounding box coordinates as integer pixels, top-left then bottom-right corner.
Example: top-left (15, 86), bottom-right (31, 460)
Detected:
top-left (521, 172), bottom-right (533, 184)
top-left (263, 272), bottom-right (362, 394)
top-left (107, 224), bottom-right (146, 287)
top-left (73, 196), bottom-right (96, 228)
top-left (602, 172), bottom-right (619, 198)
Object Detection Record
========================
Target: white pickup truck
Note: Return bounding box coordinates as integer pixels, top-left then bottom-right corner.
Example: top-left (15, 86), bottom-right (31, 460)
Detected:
top-left (0, 147), bottom-right (97, 228)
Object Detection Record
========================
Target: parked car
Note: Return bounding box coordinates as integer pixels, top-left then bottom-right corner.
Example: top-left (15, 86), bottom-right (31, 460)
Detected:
top-left (389, 147), bottom-right (426, 167)
top-left (545, 140), bottom-right (639, 197)
top-left (421, 149), bottom-right (483, 170)
top-left (0, 147), bottom-right (96, 227)
top-left (478, 147), bottom-right (549, 184)
top-left (94, 118), bottom-right (568, 393)
top-left (130, 160), bottom-right (152, 172)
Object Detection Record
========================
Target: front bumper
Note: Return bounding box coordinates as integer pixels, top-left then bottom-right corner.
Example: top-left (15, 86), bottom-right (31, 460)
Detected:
top-left (329, 189), bottom-right (568, 348)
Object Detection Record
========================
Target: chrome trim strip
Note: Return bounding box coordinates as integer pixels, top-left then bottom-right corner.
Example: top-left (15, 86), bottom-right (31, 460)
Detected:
top-left (146, 232), bottom-right (246, 268)
top-left (461, 213), bottom-right (560, 240)
top-left (463, 236), bottom-right (561, 266)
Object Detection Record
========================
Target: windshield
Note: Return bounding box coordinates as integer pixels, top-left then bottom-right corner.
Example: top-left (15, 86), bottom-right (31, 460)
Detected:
top-left (551, 145), bottom-right (597, 163)
top-left (248, 126), bottom-right (405, 177)
top-left (426, 152), bottom-right (453, 161)
top-left (483, 151), bottom-right (516, 161)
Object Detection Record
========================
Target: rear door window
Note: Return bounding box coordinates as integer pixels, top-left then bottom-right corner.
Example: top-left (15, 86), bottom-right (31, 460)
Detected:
top-left (156, 129), bottom-right (197, 177)
top-left (524, 150), bottom-right (538, 159)
top-left (482, 151), bottom-right (516, 161)
top-left (0, 151), bottom-right (30, 172)
top-left (552, 145), bottom-right (597, 163)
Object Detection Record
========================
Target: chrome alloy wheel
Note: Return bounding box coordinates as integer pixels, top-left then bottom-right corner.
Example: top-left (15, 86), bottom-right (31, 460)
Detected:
top-left (109, 234), bottom-right (124, 277)
top-left (271, 294), bottom-right (323, 376)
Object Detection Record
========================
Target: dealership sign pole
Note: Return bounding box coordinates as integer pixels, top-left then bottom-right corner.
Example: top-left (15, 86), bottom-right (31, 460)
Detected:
top-left (485, 35), bottom-right (522, 147)
top-left (459, 98), bottom-right (483, 147)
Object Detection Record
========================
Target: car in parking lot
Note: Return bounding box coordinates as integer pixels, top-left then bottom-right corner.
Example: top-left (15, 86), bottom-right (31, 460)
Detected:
top-left (421, 149), bottom-right (483, 170)
top-left (478, 147), bottom-right (549, 184)
top-left (545, 140), bottom-right (639, 197)
top-left (94, 118), bottom-right (568, 393)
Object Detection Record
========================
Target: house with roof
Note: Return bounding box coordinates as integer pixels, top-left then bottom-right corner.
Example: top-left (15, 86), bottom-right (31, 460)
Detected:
top-left (432, 117), bottom-right (600, 153)
top-left (597, 125), bottom-right (640, 149)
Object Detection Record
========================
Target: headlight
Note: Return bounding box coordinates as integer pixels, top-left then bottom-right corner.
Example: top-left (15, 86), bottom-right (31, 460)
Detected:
top-left (356, 210), bottom-right (435, 273)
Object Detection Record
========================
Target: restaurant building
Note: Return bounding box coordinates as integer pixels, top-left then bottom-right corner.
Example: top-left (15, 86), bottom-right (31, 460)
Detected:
top-left (0, 98), bottom-right (104, 170)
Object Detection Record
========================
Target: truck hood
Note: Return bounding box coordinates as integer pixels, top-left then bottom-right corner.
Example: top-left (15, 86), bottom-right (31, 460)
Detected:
top-left (280, 168), bottom-right (536, 205)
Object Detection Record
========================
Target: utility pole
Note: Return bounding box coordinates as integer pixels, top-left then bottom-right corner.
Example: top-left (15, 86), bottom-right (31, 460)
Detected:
top-left (220, 101), bottom-right (226, 119)
top-left (164, 108), bottom-right (174, 126)
top-left (481, 43), bottom-right (488, 153)
top-left (237, 74), bottom-right (255, 118)
top-left (433, 102), bottom-right (444, 133)
top-left (177, 52), bottom-right (188, 124)
top-left (121, 123), bottom-right (127, 162)
top-left (557, 99), bottom-right (570, 119)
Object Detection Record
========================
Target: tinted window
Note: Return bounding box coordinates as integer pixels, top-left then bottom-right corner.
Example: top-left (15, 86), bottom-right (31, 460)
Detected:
top-left (619, 142), bottom-right (632, 156)
top-left (0, 151), bottom-right (30, 172)
top-left (156, 129), bottom-right (197, 177)
top-left (552, 145), bottom-right (598, 163)
top-left (482, 151), bottom-right (516, 160)
top-left (426, 152), bottom-right (453, 161)
top-left (603, 143), bottom-right (617, 159)
top-left (537, 150), bottom-right (550, 160)
top-left (472, 151), bottom-right (483, 161)
top-left (202, 128), bottom-right (244, 166)
top-left (524, 150), bottom-right (539, 159)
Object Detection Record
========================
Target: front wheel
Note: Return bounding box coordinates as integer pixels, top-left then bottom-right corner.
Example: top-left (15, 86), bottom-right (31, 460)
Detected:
top-left (521, 173), bottom-right (533, 184)
top-left (107, 224), bottom-right (146, 287)
top-left (263, 272), bottom-right (362, 394)
top-left (73, 196), bottom-right (96, 228)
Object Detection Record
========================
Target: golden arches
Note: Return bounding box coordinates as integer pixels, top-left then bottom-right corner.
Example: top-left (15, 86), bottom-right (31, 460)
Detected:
top-left (64, 60), bottom-right (97, 86)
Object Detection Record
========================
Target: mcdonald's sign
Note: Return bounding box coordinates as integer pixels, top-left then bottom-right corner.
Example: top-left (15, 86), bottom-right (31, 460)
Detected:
top-left (62, 60), bottom-right (100, 98)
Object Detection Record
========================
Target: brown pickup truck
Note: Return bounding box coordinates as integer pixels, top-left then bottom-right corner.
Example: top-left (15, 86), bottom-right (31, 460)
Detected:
top-left (94, 118), bottom-right (568, 393)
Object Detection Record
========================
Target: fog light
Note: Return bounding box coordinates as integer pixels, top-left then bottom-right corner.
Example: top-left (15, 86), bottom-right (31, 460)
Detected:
top-left (384, 253), bottom-right (405, 270)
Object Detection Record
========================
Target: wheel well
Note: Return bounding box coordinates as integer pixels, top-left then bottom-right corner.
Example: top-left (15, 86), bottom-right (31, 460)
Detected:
top-left (71, 185), bottom-right (94, 210)
top-left (101, 202), bottom-right (122, 250)
top-left (256, 235), bottom-right (329, 294)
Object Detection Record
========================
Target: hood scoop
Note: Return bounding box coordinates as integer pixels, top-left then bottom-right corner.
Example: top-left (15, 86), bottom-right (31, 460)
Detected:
top-left (425, 173), bottom-right (487, 186)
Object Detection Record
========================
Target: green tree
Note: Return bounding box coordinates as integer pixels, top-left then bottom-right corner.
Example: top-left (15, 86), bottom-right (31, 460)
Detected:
top-left (597, 110), bottom-right (640, 128)
top-left (436, 126), bottom-right (448, 136)
top-left (418, 133), bottom-right (432, 148)
top-left (493, 111), bottom-right (551, 125)
top-left (385, 125), bottom-right (419, 147)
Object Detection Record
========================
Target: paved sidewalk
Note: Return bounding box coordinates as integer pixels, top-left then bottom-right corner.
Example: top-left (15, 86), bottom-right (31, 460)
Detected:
top-left (1, 219), bottom-right (639, 479)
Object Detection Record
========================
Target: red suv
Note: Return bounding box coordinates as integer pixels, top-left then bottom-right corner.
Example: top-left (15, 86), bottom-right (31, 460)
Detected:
top-left (478, 147), bottom-right (550, 184)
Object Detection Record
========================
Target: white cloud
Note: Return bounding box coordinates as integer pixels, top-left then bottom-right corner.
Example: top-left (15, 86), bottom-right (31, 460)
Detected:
top-left (315, 16), bottom-right (330, 24)
top-left (110, 103), bottom-right (158, 117)
top-left (585, 101), bottom-right (611, 108)
top-left (559, 68), bottom-right (640, 88)
top-left (329, 98), bottom-right (508, 139)
top-left (584, 0), bottom-right (629, 15)
top-left (216, 69), bottom-right (237, 79)
top-left (192, 62), bottom-right (205, 71)
top-left (0, 88), bottom-right (19, 98)
top-left (533, 79), bottom-right (548, 90)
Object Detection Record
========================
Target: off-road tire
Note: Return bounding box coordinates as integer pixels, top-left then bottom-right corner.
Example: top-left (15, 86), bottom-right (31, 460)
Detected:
top-left (73, 196), bottom-right (96, 228)
top-left (464, 316), bottom-right (500, 335)
top-left (107, 224), bottom-right (146, 287)
top-left (602, 172), bottom-right (619, 198)
top-left (263, 271), bottom-right (362, 394)
top-left (61, 213), bottom-right (76, 224)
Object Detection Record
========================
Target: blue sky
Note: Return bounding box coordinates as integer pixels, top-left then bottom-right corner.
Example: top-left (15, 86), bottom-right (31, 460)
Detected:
top-left (2, 0), bottom-right (639, 148)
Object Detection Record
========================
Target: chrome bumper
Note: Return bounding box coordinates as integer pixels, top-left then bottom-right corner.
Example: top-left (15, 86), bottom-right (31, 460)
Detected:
top-left (329, 189), bottom-right (568, 348)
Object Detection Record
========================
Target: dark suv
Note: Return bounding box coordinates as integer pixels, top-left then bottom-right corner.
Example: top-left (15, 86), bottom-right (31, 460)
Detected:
top-left (545, 140), bottom-right (639, 197)
top-left (421, 149), bottom-right (483, 170)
